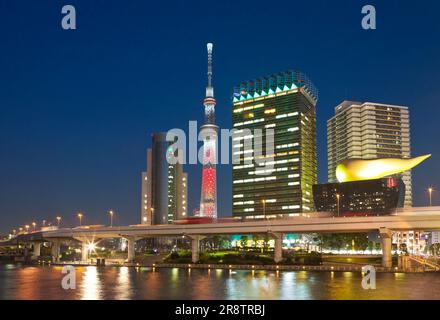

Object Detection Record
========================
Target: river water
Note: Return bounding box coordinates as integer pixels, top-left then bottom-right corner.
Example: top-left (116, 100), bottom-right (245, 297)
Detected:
top-left (0, 264), bottom-right (439, 300)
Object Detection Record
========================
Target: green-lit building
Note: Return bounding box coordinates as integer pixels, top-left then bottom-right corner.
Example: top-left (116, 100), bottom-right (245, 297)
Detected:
top-left (232, 70), bottom-right (318, 218)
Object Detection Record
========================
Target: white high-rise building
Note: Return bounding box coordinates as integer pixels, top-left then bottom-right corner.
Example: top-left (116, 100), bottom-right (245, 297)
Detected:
top-left (141, 133), bottom-right (188, 225)
top-left (327, 101), bottom-right (412, 206)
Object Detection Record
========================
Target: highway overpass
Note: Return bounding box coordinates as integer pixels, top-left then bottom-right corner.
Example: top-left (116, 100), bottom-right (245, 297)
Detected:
top-left (7, 206), bottom-right (440, 268)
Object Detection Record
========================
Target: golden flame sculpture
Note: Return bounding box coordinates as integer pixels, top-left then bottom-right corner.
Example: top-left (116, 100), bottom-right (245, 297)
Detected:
top-left (336, 154), bottom-right (431, 183)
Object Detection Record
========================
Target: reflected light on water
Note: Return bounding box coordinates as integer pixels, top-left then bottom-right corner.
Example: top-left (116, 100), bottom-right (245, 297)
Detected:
top-left (224, 270), bottom-right (277, 300)
top-left (81, 266), bottom-right (102, 300)
top-left (2, 264), bottom-right (440, 300)
top-left (279, 271), bottom-right (312, 299)
top-left (171, 268), bottom-right (179, 282)
top-left (115, 267), bottom-right (132, 300)
top-left (15, 267), bottom-right (39, 300)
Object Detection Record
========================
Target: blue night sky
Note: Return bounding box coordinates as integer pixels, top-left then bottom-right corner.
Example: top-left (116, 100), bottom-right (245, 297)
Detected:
top-left (1, 0), bottom-right (439, 233)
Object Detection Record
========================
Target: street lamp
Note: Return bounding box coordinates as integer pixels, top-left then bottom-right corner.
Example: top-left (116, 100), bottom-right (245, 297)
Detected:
top-left (336, 193), bottom-right (341, 217)
top-left (56, 216), bottom-right (62, 227)
top-left (428, 187), bottom-right (434, 206)
top-left (32, 222), bottom-right (36, 232)
top-left (25, 225), bottom-right (30, 233)
top-left (77, 213), bottom-right (83, 226)
top-left (262, 199), bottom-right (266, 219)
top-left (150, 207), bottom-right (155, 225)
top-left (108, 210), bottom-right (114, 227)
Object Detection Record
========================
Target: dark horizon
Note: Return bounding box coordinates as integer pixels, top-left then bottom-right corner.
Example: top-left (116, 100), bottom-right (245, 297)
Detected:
top-left (1, 0), bottom-right (440, 233)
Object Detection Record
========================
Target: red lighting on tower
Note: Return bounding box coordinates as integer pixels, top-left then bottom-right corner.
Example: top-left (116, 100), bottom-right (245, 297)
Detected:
top-left (198, 43), bottom-right (218, 218)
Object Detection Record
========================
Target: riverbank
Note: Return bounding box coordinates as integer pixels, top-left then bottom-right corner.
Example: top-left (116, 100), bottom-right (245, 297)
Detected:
top-left (44, 261), bottom-right (438, 273)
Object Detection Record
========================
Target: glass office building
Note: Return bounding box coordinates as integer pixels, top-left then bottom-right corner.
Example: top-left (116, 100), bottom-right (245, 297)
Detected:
top-left (232, 70), bottom-right (318, 219)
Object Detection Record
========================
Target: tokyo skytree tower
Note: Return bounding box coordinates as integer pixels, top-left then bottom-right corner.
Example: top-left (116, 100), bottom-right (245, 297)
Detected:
top-left (198, 43), bottom-right (218, 218)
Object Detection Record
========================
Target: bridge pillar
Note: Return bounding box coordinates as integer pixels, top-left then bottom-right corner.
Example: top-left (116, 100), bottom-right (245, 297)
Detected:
top-left (379, 228), bottom-right (392, 268)
top-left (271, 233), bottom-right (283, 263)
top-left (398, 255), bottom-right (410, 271)
top-left (24, 245), bottom-right (30, 258)
top-left (51, 240), bottom-right (60, 263)
top-left (189, 235), bottom-right (205, 263)
top-left (81, 241), bottom-right (89, 262)
top-left (126, 237), bottom-right (136, 262)
top-left (32, 242), bottom-right (41, 259)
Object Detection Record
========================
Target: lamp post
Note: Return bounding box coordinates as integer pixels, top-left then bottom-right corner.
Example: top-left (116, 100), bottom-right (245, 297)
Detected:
top-left (428, 187), bottom-right (433, 206)
top-left (262, 199), bottom-right (266, 220)
top-left (150, 207), bottom-right (155, 225)
top-left (32, 222), bottom-right (36, 232)
top-left (56, 216), bottom-right (62, 227)
top-left (108, 210), bottom-right (114, 227)
top-left (77, 213), bottom-right (83, 226)
top-left (25, 225), bottom-right (30, 233)
top-left (336, 193), bottom-right (341, 217)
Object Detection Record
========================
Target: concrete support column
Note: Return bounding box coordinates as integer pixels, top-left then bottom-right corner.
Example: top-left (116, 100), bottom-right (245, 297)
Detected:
top-left (380, 228), bottom-right (392, 268)
top-left (24, 245), bottom-right (30, 258)
top-left (51, 240), bottom-right (60, 262)
top-left (189, 235), bottom-right (205, 263)
top-left (81, 241), bottom-right (88, 262)
top-left (271, 233), bottom-right (283, 263)
top-left (126, 237), bottom-right (136, 262)
top-left (32, 242), bottom-right (41, 258)
top-left (398, 255), bottom-right (410, 271)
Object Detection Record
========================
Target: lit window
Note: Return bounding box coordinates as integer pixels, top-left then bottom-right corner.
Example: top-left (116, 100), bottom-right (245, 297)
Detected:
top-left (264, 108), bottom-right (276, 114)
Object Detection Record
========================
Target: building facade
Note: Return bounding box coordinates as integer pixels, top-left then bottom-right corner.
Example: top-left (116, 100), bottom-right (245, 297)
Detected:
top-left (232, 70), bottom-right (318, 219)
top-left (327, 101), bottom-right (412, 206)
top-left (428, 231), bottom-right (440, 246)
top-left (141, 133), bottom-right (187, 225)
top-left (313, 177), bottom-right (402, 216)
top-left (393, 231), bottom-right (427, 254)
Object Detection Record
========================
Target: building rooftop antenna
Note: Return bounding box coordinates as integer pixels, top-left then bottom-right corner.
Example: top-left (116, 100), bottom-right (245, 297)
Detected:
top-left (206, 43), bottom-right (214, 98)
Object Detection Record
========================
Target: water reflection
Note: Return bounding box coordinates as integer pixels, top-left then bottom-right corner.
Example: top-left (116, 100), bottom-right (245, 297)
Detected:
top-left (171, 268), bottom-right (179, 282)
top-left (1, 264), bottom-right (440, 300)
top-left (279, 271), bottom-right (312, 299)
top-left (115, 267), bottom-right (133, 300)
top-left (80, 266), bottom-right (102, 300)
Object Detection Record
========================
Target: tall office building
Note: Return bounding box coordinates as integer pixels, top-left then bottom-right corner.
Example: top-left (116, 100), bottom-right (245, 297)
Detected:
top-left (232, 70), bottom-right (318, 218)
top-left (141, 133), bottom-right (187, 225)
top-left (327, 101), bottom-right (412, 206)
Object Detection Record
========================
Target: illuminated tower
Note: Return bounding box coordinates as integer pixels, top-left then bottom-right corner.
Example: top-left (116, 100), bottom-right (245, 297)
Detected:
top-left (198, 43), bottom-right (218, 218)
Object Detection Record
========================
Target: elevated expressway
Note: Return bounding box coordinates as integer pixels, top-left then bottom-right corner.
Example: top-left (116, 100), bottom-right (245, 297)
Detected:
top-left (8, 207), bottom-right (440, 268)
